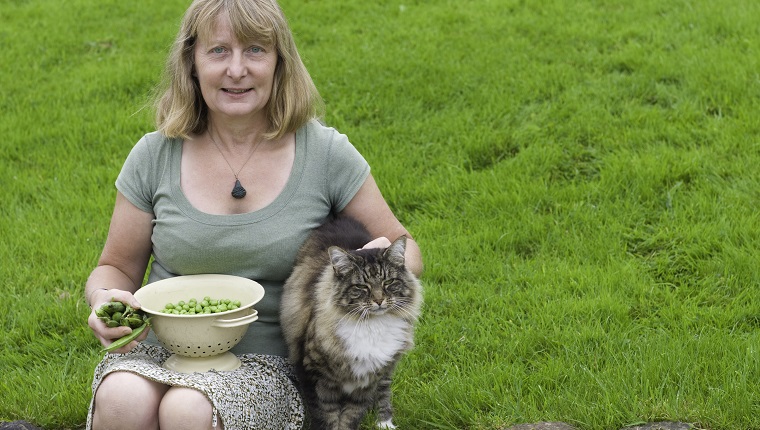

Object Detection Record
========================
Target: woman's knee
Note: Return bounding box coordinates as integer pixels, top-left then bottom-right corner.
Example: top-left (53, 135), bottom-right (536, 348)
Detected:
top-left (159, 387), bottom-right (223, 430)
top-left (92, 371), bottom-right (169, 430)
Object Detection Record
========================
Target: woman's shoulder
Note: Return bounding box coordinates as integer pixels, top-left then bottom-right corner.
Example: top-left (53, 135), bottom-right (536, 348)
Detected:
top-left (138, 131), bottom-right (180, 149)
top-left (300, 119), bottom-right (353, 152)
top-left (127, 131), bottom-right (181, 159)
top-left (298, 119), bottom-right (368, 175)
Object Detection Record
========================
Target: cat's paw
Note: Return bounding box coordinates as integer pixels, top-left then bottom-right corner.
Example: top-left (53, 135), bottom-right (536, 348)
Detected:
top-left (377, 419), bottom-right (397, 429)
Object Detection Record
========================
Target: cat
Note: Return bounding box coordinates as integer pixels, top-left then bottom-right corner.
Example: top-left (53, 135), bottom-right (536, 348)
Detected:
top-left (280, 216), bottom-right (423, 430)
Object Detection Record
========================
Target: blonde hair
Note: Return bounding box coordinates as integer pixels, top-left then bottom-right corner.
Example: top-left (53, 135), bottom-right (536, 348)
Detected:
top-left (154, 0), bottom-right (323, 140)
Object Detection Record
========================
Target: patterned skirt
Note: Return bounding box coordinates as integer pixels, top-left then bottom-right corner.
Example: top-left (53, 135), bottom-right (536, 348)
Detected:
top-left (86, 343), bottom-right (305, 430)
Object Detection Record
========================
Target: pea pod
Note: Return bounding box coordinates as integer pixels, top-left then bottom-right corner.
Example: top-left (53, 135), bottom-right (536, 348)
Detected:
top-left (123, 304), bottom-right (137, 317)
top-left (123, 317), bottom-right (144, 329)
top-left (102, 317), bottom-right (151, 353)
top-left (101, 301), bottom-right (126, 314)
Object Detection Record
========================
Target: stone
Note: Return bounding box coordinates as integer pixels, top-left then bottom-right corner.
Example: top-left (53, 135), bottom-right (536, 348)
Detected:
top-left (502, 422), bottom-right (577, 430)
top-left (0, 422), bottom-right (44, 430)
top-left (622, 422), bottom-right (693, 430)
top-left (231, 179), bottom-right (246, 199)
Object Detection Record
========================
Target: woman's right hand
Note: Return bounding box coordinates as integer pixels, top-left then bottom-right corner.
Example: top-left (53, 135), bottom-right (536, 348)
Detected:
top-left (87, 289), bottom-right (148, 354)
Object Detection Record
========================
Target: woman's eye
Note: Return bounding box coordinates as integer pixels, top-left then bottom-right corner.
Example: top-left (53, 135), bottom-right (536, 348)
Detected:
top-left (211, 47), bottom-right (225, 54)
top-left (249, 46), bottom-right (263, 54)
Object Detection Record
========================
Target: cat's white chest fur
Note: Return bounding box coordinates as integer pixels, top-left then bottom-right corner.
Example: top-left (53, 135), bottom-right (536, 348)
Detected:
top-left (336, 314), bottom-right (409, 389)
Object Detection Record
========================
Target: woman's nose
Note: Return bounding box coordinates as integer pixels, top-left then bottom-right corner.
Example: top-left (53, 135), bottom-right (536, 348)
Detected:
top-left (227, 52), bottom-right (247, 78)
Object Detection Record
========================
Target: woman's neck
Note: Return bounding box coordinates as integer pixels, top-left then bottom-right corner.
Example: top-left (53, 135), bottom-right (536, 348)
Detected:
top-left (206, 114), bottom-right (270, 149)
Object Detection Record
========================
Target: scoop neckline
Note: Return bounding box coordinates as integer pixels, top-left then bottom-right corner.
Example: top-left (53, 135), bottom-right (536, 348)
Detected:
top-left (168, 127), bottom-right (306, 226)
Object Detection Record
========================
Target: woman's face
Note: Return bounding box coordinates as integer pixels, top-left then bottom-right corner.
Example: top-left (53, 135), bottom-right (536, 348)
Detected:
top-left (193, 13), bottom-right (278, 124)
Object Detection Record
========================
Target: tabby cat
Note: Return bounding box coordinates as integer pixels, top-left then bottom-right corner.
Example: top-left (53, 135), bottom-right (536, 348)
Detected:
top-left (280, 216), bottom-right (423, 430)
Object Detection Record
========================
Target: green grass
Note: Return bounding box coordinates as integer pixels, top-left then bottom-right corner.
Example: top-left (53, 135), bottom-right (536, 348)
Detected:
top-left (2, 0), bottom-right (760, 429)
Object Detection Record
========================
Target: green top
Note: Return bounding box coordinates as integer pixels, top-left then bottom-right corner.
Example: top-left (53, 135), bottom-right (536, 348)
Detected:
top-left (115, 119), bottom-right (370, 356)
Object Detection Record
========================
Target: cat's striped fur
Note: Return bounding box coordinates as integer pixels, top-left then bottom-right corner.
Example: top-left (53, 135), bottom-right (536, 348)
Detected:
top-left (280, 216), bottom-right (422, 430)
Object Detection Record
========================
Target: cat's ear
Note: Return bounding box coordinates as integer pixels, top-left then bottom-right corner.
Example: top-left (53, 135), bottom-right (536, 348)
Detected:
top-left (328, 246), bottom-right (356, 276)
top-left (384, 235), bottom-right (407, 267)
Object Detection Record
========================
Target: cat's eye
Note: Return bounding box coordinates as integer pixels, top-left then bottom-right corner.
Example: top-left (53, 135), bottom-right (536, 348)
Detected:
top-left (383, 279), bottom-right (402, 293)
top-left (348, 285), bottom-right (368, 299)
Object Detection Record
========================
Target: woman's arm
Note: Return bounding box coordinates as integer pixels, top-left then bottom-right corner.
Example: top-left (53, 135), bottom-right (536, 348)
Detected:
top-left (339, 174), bottom-right (423, 277)
top-left (86, 192), bottom-right (154, 352)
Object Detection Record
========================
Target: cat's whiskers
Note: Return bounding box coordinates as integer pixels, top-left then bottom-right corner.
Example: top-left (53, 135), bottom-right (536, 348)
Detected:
top-left (338, 305), bottom-right (374, 340)
top-left (337, 306), bottom-right (365, 326)
top-left (358, 305), bottom-right (372, 323)
top-left (387, 301), bottom-right (418, 322)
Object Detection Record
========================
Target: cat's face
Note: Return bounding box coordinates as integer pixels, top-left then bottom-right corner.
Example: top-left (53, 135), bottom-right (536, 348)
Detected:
top-left (328, 236), bottom-right (420, 320)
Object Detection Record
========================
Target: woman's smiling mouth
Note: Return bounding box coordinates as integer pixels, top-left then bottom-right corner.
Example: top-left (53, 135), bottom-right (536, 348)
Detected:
top-left (223, 88), bottom-right (252, 94)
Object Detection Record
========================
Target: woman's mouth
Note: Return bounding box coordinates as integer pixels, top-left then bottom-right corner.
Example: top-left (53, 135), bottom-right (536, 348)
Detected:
top-left (223, 88), bottom-right (252, 94)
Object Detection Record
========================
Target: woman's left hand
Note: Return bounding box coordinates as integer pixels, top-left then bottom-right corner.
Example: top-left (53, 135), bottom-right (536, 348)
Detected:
top-left (361, 237), bottom-right (391, 249)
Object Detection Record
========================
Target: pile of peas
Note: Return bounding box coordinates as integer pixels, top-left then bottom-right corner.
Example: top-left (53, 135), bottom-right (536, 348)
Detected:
top-left (161, 296), bottom-right (243, 315)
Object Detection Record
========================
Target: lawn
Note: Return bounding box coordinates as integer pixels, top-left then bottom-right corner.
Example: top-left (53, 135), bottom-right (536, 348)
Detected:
top-left (1, 0), bottom-right (759, 429)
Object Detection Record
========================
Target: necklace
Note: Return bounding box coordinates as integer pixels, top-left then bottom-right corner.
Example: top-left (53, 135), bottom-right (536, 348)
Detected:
top-left (207, 130), bottom-right (264, 199)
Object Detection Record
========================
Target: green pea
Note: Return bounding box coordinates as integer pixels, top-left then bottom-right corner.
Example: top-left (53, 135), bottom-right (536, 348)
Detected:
top-left (160, 297), bottom-right (240, 316)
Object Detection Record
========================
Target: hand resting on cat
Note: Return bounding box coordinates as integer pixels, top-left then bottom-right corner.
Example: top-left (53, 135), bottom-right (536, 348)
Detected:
top-left (360, 236), bottom-right (392, 249)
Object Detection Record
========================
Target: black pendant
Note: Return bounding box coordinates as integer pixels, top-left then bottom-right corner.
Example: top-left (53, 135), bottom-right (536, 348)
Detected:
top-left (231, 179), bottom-right (247, 199)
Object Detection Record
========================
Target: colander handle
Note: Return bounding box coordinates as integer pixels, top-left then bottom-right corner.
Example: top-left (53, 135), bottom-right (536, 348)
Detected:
top-left (212, 310), bottom-right (259, 328)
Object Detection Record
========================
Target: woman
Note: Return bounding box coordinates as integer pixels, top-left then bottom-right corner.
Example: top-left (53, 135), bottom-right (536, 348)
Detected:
top-left (83, 0), bottom-right (423, 429)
